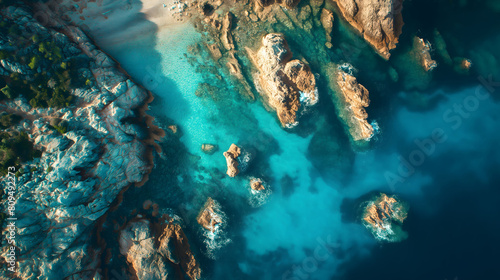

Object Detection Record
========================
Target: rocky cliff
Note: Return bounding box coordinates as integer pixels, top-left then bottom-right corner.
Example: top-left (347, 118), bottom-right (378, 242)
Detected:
top-left (0, 5), bottom-right (159, 279)
top-left (333, 0), bottom-right (404, 59)
top-left (247, 33), bottom-right (318, 128)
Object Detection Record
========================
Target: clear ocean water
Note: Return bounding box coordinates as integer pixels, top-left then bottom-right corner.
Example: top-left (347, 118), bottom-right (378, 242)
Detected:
top-left (82, 0), bottom-right (500, 279)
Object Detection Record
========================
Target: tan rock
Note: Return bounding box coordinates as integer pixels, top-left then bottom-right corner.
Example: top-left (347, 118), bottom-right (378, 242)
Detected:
top-left (221, 12), bottom-right (235, 51)
top-left (247, 33), bottom-right (318, 127)
top-left (250, 178), bottom-right (265, 191)
top-left (333, 0), bottom-right (404, 59)
top-left (120, 216), bottom-right (201, 280)
top-left (197, 197), bottom-right (223, 232)
top-left (206, 43), bottom-right (222, 61)
top-left (223, 143), bottom-right (241, 177)
top-left (158, 220), bottom-right (201, 280)
top-left (168, 125), bottom-right (178, 134)
top-left (321, 8), bottom-right (335, 48)
top-left (414, 37), bottom-right (437, 71)
top-left (362, 193), bottom-right (409, 242)
top-left (336, 68), bottom-right (374, 141)
top-left (461, 58), bottom-right (472, 70)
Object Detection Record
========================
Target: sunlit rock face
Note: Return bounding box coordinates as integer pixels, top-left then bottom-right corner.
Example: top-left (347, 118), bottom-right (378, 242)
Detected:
top-left (335, 66), bottom-right (374, 141)
top-left (120, 215), bottom-right (201, 280)
top-left (362, 193), bottom-right (409, 242)
top-left (247, 33), bottom-right (318, 128)
top-left (333, 0), bottom-right (405, 59)
top-left (223, 144), bottom-right (241, 177)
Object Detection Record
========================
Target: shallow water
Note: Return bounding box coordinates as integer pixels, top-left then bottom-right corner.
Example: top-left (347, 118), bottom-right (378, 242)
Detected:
top-left (75, 1), bottom-right (500, 279)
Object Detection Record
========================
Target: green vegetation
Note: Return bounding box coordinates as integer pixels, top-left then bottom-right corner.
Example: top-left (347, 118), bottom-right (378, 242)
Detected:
top-left (0, 17), bottom-right (90, 108)
top-left (46, 166), bottom-right (53, 173)
top-left (0, 113), bottom-right (21, 129)
top-left (0, 131), bottom-right (41, 176)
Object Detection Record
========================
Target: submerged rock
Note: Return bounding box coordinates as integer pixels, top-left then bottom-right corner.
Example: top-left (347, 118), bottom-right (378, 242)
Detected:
top-left (247, 33), bottom-right (318, 128)
top-left (335, 67), bottom-right (374, 141)
top-left (362, 193), bottom-right (409, 242)
top-left (201, 143), bottom-right (218, 154)
top-left (223, 143), bottom-right (241, 177)
top-left (333, 0), bottom-right (404, 59)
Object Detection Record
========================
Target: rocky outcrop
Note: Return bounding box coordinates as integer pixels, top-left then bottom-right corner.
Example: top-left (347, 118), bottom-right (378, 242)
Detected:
top-left (250, 178), bottom-right (265, 191)
top-left (333, 0), bottom-right (404, 59)
top-left (196, 198), bottom-right (223, 232)
top-left (120, 215), bottom-right (201, 280)
top-left (221, 12), bottom-right (235, 50)
top-left (223, 143), bottom-right (241, 177)
top-left (414, 37), bottom-right (437, 71)
top-left (0, 6), bottom-right (160, 279)
top-left (196, 198), bottom-right (230, 258)
top-left (362, 193), bottom-right (409, 242)
top-left (247, 33), bottom-right (318, 127)
top-left (321, 8), bottom-right (335, 48)
top-left (335, 66), bottom-right (374, 141)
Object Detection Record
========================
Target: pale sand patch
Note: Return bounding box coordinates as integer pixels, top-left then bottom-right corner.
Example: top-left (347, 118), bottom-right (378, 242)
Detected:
top-left (53, 0), bottom-right (198, 46)
top-left (141, 0), bottom-right (197, 28)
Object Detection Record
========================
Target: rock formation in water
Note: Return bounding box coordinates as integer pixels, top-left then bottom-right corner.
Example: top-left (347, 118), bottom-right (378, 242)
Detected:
top-left (321, 8), bottom-right (335, 48)
top-left (197, 198), bottom-right (224, 233)
top-left (247, 33), bottom-right (318, 127)
top-left (223, 143), bottom-right (241, 177)
top-left (333, 0), bottom-right (404, 59)
top-left (0, 5), bottom-right (161, 279)
top-left (362, 193), bottom-right (409, 242)
top-left (120, 215), bottom-right (201, 280)
top-left (335, 66), bottom-right (374, 141)
top-left (202, 143), bottom-right (218, 154)
top-left (414, 37), bottom-right (437, 71)
top-left (250, 178), bottom-right (266, 191)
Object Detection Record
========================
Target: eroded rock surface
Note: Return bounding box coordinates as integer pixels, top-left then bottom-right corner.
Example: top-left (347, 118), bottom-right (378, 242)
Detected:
top-left (414, 37), bottom-right (437, 71)
top-left (196, 198), bottom-right (223, 232)
top-left (250, 178), bottom-right (265, 191)
top-left (335, 66), bottom-right (374, 141)
top-left (362, 193), bottom-right (409, 242)
top-left (0, 6), bottom-right (159, 279)
top-left (120, 215), bottom-right (201, 280)
top-left (321, 8), bottom-right (335, 48)
top-left (247, 33), bottom-right (318, 127)
top-left (333, 0), bottom-right (404, 59)
top-left (223, 143), bottom-right (241, 177)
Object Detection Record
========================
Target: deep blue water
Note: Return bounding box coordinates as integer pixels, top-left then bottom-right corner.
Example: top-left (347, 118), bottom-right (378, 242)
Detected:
top-left (70, 0), bottom-right (500, 279)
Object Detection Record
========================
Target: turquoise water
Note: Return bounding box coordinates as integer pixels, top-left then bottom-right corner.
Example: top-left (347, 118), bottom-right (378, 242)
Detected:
top-left (79, 1), bottom-right (500, 279)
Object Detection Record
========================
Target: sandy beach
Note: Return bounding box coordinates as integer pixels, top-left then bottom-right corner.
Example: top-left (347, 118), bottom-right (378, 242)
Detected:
top-left (57, 0), bottom-right (195, 45)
